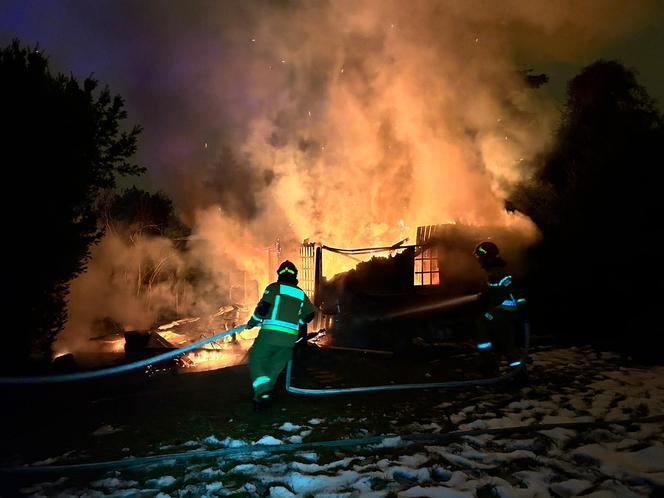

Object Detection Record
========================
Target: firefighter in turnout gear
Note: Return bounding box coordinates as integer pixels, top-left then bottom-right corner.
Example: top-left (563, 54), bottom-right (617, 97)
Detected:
top-left (246, 260), bottom-right (315, 411)
top-left (473, 241), bottom-right (526, 373)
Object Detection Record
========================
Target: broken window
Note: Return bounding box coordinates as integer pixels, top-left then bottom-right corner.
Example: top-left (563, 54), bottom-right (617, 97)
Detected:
top-left (414, 246), bottom-right (440, 286)
top-left (300, 242), bottom-right (316, 299)
top-left (414, 225), bottom-right (441, 286)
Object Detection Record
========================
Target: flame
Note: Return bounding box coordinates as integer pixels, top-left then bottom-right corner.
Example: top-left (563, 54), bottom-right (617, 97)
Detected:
top-left (183, 348), bottom-right (248, 372)
top-left (106, 339), bottom-right (125, 353)
top-left (178, 328), bottom-right (258, 373)
top-left (157, 330), bottom-right (190, 346)
top-left (157, 318), bottom-right (201, 331)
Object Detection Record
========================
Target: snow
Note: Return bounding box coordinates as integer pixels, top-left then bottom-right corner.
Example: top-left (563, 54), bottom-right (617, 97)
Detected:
top-left (30, 450), bottom-right (76, 466)
top-left (92, 424), bottom-right (123, 436)
top-left (201, 434), bottom-right (222, 445)
top-left (286, 470), bottom-right (361, 494)
top-left (407, 421), bottom-right (443, 432)
top-left (254, 435), bottom-right (284, 445)
top-left (572, 443), bottom-right (664, 484)
top-left (294, 451), bottom-right (318, 462)
top-left (538, 427), bottom-right (577, 444)
top-left (398, 485), bottom-right (474, 497)
top-left (290, 457), bottom-right (354, 473)
top-left (146, 475), bottom-right (177, 488)
top-left (219, 436), bottom-right (248, 447)
top-left (205, 481), bottom-right (224, 493)
top-left (388, 465), bottom-right (431, 481)
top-left (398, 452), bottom-right (430, 467)
top-left (18, 477), bottom-right (68, 495)
top-left (278, 422), bottom-right (302, 432)
top-left (15, 347), bottom-right (664, 498)
top-left (90, 477), bottom-right (138, 488)
top-left (373, 435), bottom-right (403, 448)
top-left (549, 478), bottom-right (593, 497)
top-left (269, 485), bottom-right (295, 498)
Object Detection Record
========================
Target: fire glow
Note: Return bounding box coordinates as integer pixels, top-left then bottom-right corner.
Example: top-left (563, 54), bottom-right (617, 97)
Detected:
top-left (56, 0), bottom-right (654, 360)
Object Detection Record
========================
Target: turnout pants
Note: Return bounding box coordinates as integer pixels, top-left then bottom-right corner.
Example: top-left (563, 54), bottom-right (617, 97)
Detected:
top-left (476, 309), bottom-right (520, 362)
top-left (248, 331), bottom-right (295, 401)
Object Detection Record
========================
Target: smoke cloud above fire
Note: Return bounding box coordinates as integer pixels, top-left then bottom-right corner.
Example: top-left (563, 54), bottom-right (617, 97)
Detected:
top-left (17, 0), bottom-right (655, 351)
top-left (174, 0), bottom-right (656, 247)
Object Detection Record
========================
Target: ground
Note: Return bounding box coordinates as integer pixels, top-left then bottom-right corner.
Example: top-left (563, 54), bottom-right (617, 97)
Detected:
top-left (1, 346), bottom-right (664, 498)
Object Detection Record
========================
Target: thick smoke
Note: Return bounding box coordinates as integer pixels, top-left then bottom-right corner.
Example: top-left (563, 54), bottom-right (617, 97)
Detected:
top-left (190, 0), bottom-right (657, 246)
top-left (20, 0), bottom-right (657, 352)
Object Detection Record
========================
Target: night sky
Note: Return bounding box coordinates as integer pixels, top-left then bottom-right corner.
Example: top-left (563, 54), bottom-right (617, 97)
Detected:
top-left (2, 1), bottom-right (663, 201)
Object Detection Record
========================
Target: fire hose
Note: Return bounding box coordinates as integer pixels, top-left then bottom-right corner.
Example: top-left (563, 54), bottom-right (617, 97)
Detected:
top-left (1, 319), bottom-right (530, 393)
top-left (0, 325), bottom-right (247, 385)
top-left (4, 413), bottom-right (664, 475)
top-left (285, 319), bottom-right (530, 395)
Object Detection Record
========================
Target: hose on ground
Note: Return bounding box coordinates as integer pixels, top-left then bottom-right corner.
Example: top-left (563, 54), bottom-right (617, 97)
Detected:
top-left (0, 325), bottom-right (247, 384)
top-left (4, 414), bottom-right (663, 475)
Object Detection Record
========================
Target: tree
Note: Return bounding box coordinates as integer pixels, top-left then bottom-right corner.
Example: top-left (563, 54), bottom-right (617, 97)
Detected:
top-left (1, 40), bottom-right (144, 371)
top-left (510, 60), bottom-right (664, 354)
top-left (104, 186), bottom-right (190, 243)
top-left (102, 187), bottom-right (191, 303)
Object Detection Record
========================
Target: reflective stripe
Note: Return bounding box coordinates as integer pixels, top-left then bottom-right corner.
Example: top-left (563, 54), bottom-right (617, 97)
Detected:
top-left (489, 275), bottom-right (512, 287)
top-left (251, 313), bottom-right (263, 322)
top-left (499, 299), bottom-right (518, 308)
top-left (509, 360), bottom-right (522, 367)
top-left (252, 376), bottom-right (270, 389)
top-left (261, 323), bottom-right (299, 335)
top-left (477, 341), bottom-right (492, 350)
top-left (262, 318), bottom-right (299, 331)
top-left (280, 285), bottom-right (304, 301)
top-left (271, 295), bottom-right (281, 320)
top-left (517, 298), bottom-right (526, 303)
top-left (484, 312), bottom-right (494, 320)
top-left (298, 319), bottom-right (305, 325)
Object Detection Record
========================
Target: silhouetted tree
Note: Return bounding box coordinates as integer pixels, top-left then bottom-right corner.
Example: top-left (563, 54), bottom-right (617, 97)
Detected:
top-left (101, 187), bottom-right (191, 303)
top-left (1, 40), bottom-right (144, 371)
top-left (104, 187), bottom-right (190, 244)
top-left (510, 60), bottom-right (664, 356)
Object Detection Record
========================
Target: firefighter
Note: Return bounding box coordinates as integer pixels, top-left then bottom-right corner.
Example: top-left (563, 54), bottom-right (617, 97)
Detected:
top-left (246, 260), bottom-right (315, 411)
top-left (473, 241), bottom-right (526, 373)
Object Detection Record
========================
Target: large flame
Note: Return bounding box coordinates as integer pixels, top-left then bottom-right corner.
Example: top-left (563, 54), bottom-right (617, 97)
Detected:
top-left (57, 0), bottom-right (657, 356)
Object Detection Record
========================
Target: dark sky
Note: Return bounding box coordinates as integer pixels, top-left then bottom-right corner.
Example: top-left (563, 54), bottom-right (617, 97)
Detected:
top-left (530, 19), bottom-right (664, 110)
top-left (0, 1), bottom-right (257, 195)
top-left (2, 1), bottom-right (663, 199)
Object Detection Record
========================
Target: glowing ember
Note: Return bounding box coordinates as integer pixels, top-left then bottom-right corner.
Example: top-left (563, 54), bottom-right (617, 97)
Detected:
top-left (103, 338), bottom-right (125, 353)
top-left (157, 331), bottom-right (189, 346)
top-left (157, 317), bottom-right (200, 330)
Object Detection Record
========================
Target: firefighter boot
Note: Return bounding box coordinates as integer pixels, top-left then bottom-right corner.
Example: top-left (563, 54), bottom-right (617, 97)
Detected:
top-left (253, 393), bottom-right (272, 412)
top-left (478, 351), bottom-right (499, 378)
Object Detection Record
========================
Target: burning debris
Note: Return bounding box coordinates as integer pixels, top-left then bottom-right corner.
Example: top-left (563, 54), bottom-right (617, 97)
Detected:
top-left (55, 302), bottom-right (255, 376)
top-left (54, 220), bottom-right (530, 381)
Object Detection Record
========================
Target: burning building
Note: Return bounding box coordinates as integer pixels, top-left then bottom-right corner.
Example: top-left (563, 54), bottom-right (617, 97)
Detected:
top-left (298, 223), bottom-right (530, 351)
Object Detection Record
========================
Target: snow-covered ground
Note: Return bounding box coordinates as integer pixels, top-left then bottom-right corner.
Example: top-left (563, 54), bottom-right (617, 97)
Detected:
top-left (15, 347), bottom-right (664, 497)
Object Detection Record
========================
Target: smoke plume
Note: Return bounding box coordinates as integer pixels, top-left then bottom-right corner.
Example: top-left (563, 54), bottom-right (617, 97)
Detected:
top-left (29, 0), bottom-right (657, 352)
